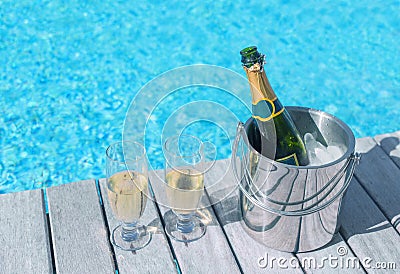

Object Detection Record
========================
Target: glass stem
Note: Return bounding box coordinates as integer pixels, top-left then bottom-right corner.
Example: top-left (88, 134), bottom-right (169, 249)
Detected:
top-left (121, 221), bottom-right (140, 241)
top-left (176, 213), bottom-right (195, 234)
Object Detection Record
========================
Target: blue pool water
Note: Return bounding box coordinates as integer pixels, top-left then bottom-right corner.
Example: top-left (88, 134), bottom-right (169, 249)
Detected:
top-left (1, 0), bottom-right (399, 193)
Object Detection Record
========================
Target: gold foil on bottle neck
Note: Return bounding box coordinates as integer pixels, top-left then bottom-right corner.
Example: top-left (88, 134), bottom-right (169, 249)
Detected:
top-left (246, 62), bottom-right (263, 72)
top-left (243, 63), bottom-right (277, 104)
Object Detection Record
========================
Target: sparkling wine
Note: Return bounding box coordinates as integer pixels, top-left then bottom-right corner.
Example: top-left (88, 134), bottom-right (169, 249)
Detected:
top-left (240, 46), bottom-right (309, 166)
top-left (165, 169), bottom-right (204, 215)
top-left (107, 170), bottom-right (148, 223)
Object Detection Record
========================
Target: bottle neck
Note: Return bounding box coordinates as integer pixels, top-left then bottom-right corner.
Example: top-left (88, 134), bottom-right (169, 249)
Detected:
top-left (243, 63), bottom-right (277, 105)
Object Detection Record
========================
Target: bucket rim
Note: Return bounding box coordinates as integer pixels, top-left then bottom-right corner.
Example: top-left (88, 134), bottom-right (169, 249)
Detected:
top-left (244, 106), bottom-right (356, 170)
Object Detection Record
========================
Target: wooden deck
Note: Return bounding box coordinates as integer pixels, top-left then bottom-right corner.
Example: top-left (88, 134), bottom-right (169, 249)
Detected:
top-left (1, 132), bottom-right (399, 273)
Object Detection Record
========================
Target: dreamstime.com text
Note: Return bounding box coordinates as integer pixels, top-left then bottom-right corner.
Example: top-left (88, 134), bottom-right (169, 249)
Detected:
top-left (257, 246), bottom-right (397, 270)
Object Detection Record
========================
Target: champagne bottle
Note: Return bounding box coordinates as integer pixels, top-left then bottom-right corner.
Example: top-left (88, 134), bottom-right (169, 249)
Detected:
top-left (240, 46), bottom-right (308, 166)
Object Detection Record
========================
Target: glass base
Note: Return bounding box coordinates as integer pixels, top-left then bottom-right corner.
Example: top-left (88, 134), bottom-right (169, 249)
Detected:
top-left (111, 224), bottom-right (152, 251)
top-left (164, 210), bottom-right (206, 243)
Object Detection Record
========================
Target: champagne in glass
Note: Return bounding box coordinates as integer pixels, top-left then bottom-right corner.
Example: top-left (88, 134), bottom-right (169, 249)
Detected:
top-left (106, 141), bottom-right (152, 251)
top-left (165, 168), bottom-right (204, 215)
top-left (163, 134), bottom-right (207, 242)
top-left (107, 170), bottom-right (148, 223)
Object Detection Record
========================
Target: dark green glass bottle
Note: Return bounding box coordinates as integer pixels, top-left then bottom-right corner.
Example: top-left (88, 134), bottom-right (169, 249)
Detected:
top-left (240, 46), bottom-right (309, 166)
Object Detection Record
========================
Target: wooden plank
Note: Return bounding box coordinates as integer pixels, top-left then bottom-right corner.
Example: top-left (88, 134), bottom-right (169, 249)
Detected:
top-left (99, 178), bottom-right (177, 274)
top-left (374, 131), bottom-right (400, 169)
top-left (339, 177), bottom-right (400, 273)
top-left (354, 137), bottom-right (400, 232)
top-left (0, 189), bottom-right (53, 273)
top-left (205, 159), bottom-right (303, 273)
top-left (149, 169), bottom-right (241, 274)
top-left (374, 131), bottom-right (400, 232)
top-left (46, 180), bottom-right (115, 274)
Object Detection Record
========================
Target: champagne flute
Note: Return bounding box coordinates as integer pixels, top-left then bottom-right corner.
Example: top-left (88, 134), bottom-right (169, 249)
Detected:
top-left (106, 141), bottom-right (152, 251)
top-left (163, 134), bottom-right (207, 242)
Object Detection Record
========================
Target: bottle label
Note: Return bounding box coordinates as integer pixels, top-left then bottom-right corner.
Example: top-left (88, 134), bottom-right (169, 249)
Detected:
top-left (276, 153), bottom-right (300, 166)
top-left (252, 98), bottom-right (285, 122)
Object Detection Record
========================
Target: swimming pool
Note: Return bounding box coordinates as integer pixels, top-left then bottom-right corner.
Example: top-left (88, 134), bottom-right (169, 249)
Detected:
top-left (1, 0), bottom-right (399, 193)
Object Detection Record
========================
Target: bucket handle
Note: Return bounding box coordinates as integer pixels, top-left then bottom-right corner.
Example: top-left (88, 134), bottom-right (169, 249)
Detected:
top-left (232, 121), bottom-right (253, 187)
top-left (232, 121), bottom-right (361, 216)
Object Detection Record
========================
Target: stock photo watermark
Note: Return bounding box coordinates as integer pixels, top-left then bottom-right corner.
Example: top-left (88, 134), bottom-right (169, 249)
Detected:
top-left (257, 246), bottom-right (397, 270)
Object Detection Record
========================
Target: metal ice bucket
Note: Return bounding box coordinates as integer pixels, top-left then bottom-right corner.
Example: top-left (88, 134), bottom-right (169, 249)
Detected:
top-left (232, 106), bottom-right (360, 252)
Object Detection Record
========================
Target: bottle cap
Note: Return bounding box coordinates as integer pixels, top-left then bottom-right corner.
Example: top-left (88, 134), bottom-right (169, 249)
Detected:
top-left (240, 46), bottom-right (265, 68)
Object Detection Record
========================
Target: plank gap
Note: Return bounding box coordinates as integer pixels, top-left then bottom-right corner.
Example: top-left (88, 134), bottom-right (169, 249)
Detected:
top-left (45, 212), bottom-right (57, 274)
top-left (40, 189), bottom-right (56, 274)
top-left (96, 179), bottom-right (104, 206)
top-left (291, 253), bottom-right (306, 274)
top-left (43, 187), bottom-right (49, 213)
